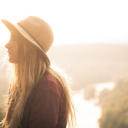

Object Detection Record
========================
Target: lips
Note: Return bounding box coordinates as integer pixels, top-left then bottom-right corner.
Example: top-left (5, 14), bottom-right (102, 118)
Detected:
top-left (8, 52), bottom-right (12, 56)
top-left (7, 51), bottom-right (12, 54)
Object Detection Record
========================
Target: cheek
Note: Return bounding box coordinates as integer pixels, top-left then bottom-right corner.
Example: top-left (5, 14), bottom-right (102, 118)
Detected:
top-left (10, 44), bottom-right (19, 63)
top-left (15, 44), bottom-right (19, 56)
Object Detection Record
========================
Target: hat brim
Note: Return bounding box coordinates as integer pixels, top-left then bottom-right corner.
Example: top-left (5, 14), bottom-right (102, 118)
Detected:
top-left (1, 19), bottom-right (50, 64)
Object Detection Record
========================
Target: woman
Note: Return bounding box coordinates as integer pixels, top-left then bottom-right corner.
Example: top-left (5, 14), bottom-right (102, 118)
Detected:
top-left (0, 16), bottom-right (76, 128)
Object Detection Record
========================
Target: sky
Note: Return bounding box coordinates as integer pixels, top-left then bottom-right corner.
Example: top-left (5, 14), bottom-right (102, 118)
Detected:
top-left (0, 0), bottom-right (128, 45)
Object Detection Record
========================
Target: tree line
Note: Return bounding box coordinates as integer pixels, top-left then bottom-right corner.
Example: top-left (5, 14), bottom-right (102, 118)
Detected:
top-left (98, 80), bottom-right (128, 128)
top-left (84, 79), bottom-right (128, 128)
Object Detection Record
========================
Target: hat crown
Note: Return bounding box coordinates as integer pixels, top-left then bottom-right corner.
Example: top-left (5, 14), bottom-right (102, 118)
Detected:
top-left (18, 16), bottom-right (54, 52)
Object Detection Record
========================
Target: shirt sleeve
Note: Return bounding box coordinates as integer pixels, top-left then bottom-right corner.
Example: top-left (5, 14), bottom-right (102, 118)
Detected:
top-left (29, 86), bottom-right (60, 128)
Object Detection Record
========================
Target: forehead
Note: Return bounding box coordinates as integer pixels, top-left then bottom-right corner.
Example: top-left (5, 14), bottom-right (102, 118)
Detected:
top-left (10, 28), bottom-right (18, 37)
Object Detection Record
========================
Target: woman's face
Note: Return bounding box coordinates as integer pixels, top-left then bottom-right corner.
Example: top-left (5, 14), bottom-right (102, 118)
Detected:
top-left (5, 29), bottom-right (19, 63)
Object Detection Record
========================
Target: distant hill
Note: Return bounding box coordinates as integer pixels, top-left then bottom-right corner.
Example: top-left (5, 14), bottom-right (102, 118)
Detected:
top-left (0, 44), bottom-right (128, 93)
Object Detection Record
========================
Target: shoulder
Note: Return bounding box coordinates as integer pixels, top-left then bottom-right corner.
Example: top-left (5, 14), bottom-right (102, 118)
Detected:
top-left (32, 73), bottom-right (63, 99)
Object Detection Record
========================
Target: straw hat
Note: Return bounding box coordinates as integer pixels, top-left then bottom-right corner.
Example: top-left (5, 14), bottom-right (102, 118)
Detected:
top-left (1, 16), bottom-right (54, 64)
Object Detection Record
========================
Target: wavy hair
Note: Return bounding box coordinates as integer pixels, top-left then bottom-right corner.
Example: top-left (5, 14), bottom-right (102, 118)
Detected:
top-left (0, 31), bottom-right (76, 128)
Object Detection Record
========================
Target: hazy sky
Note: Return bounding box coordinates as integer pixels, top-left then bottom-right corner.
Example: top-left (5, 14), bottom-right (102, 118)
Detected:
top-left (0, 0), bottom-right (128, 45)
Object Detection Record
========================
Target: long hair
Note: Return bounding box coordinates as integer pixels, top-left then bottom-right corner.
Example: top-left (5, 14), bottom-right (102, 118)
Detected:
top-left (0, 31), bottom-right (76, 128)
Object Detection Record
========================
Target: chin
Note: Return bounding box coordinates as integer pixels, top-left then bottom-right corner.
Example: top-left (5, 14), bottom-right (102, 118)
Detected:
top-left (9, 60), bottom-right (14, 63)
top-left (9, 58), bottom-right (16, 63)
top-left (8, 55), bottom-right (18, 63)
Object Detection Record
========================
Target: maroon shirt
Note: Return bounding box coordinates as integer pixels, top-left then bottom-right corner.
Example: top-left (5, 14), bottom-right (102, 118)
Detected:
top-left (19, 73), bottom-right (67, 128)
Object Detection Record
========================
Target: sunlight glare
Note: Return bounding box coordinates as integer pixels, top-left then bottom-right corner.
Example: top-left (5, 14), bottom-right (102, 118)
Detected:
top-left (0, 0), bottom-right (128, 45)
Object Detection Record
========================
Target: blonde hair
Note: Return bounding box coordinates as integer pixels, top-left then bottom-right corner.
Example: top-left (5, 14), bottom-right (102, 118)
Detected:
top-left (0, 31), bottom-right (76, 128)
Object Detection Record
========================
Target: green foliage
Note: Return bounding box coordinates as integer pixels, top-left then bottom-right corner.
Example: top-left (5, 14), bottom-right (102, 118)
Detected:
top-left (98, 80), bottom-right (128, 128)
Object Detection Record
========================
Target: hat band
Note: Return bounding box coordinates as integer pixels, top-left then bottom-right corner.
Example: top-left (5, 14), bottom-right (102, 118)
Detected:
top-left (17, 23), bottom-right (45, 52)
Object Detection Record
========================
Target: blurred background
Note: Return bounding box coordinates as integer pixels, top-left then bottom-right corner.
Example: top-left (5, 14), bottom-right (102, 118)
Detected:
top-left (0, 0), bottom-right (128, 128)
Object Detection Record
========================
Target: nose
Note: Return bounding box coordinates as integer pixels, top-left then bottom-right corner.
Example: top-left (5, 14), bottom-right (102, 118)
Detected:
top-left (5, 41), bottom-right (11, 49)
